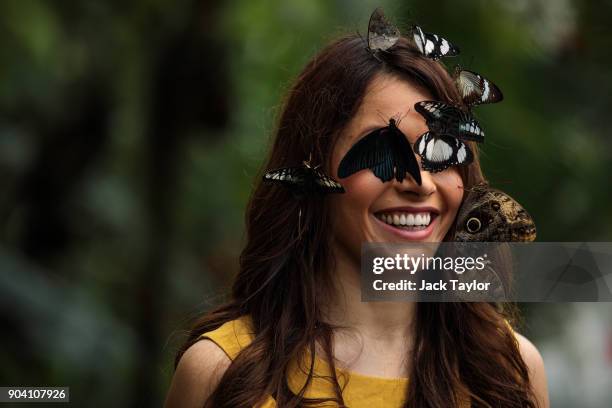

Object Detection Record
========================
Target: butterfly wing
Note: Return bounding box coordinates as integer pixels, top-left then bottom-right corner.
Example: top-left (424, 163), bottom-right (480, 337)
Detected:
top-left (312, 168), bottom-right (345, 194)
top-left (455, 69), bottom-right (503, 106)
top-left (454, 185), bottom-right (536, 242)
top-left (263, 166), bottom-right (306, 187)
top-left (415, 101), bottom-right (485, 143)
top-left (338, 128), bottom-right (395, 182)
top-left (389, 123), bottom-right (422, 185)
top-left (414, 131), bottom-right (473, 173)
top-left (367, 8), bottom-right (400, 52)
top-left (411, 26), bottom-right (459, 60)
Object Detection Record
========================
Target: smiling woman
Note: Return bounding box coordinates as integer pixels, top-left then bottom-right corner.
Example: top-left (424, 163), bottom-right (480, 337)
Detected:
top-left (165, 31), bottom-right (548, 408)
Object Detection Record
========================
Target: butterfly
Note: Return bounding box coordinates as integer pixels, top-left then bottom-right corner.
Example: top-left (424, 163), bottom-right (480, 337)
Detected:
top-left (263, 160), bottom-right (345, 197)
top-left (338, 118), bottom-right (422, 185)
top-left (413, 101), bottom-right (483, 172)
top-left (453, 67), bottom-right (504, 107)
top-left (414, 131), bottom-right (473, 173)
top-left (415, 101), bottom-right (485, 143)
top-left (411, 25), bottom-right (460, 60)
top-left (366, 8), bottom-right (401, 54)
top-left (454, 183), bottom-right (536, 242)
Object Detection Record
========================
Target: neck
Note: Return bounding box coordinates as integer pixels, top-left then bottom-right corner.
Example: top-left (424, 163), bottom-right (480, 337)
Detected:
top-left (322, 240), bottom-right (416, 341)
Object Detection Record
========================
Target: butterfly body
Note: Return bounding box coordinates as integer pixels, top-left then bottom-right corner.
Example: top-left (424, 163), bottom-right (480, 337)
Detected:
top-left (338, 118), bottom-right (422, 185)
top-left (263, 161), bottom-right (344, 197)
top-left (454, 183), bottom-right (536, 242)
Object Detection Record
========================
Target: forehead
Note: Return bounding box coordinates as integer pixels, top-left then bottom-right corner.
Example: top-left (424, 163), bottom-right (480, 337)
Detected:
top-left (342, 74), bottom-right (433, 144)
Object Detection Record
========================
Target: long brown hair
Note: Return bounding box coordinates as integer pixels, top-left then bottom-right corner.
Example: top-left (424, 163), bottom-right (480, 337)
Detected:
top-left (176, 34), bottom-right (538, 408)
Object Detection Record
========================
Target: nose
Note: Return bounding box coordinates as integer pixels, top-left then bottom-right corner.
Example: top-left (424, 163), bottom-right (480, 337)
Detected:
top-left (395, 168), bottom-right (437, 197)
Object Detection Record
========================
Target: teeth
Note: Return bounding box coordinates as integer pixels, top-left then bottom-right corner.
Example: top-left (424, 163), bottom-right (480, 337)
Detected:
top-left (377, 212), bottom-right (433, 227)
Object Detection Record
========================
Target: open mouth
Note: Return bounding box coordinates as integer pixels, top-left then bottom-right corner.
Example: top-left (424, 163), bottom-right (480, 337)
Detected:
top-left (374, 211), bottom-right (439, 231)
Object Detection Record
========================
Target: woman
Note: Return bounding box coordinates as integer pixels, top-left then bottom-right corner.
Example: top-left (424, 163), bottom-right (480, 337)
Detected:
top-left (165, 33), bottom-right (549, 408)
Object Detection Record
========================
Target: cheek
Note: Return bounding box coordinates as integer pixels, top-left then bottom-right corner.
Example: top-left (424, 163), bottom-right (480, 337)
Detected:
top-left (433, 170), bottom-right (464, 233)
top-left (330, 172), bottom-right (384, 219)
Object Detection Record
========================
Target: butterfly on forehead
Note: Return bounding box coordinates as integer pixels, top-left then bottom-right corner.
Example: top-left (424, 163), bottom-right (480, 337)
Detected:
top-left (413, 101), bottom-right (483, 172)
top-left (453, 66), bottom-right (504, 108)
top-left (337, 117), bottom-right (422, 186)
top-left (263, 159), bottom-right (344, 197)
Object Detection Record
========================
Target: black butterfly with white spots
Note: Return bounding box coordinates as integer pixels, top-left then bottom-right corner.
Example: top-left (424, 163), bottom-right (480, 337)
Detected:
top-left (413, 101), bottom-right (483, 172)
top-left (453, 67), bottom-right (504, 107)
top-left (414, 132), bottom-right (473, 173)
top-left (338, 118), bottom-right (422, 185)
top-left (263, 160), bottom-right (344, 197)
top-left (411, 25), bottom-right (459, 60)
top-left (415, 101), bottom-right (484, 142)
top-left (367, 8), bottom-right (400, 54)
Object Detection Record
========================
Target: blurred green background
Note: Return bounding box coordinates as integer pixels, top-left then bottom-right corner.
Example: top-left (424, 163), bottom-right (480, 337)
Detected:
top-left (1, 0), bottom-right (611, 406)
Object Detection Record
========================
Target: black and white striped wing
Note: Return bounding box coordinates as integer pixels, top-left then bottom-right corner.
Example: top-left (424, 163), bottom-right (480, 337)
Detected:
top-left (415, 101), bottom-right (485, 143)
top-left (367, 8), bottom-right (400, 52)
top-left (414, 131), bottom-right (473, 172)
top-left (312, 169), bottom-right (345, 194)
top-left (263, 167), bottom-right (307, 188)
top-left (454, 69), bottom-right (503, 106)
top-left (264, 166), bottom-right (344, 195)
top-left (411, 25), bottom-right (459, 60)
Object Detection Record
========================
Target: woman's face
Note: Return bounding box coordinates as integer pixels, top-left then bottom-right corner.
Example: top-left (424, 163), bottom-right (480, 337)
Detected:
top-left (329, 74), bottom-right (464, 258)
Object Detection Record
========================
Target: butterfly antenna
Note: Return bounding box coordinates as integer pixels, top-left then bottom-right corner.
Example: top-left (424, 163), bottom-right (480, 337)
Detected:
top-left (395, 110), bottom-right (409, 126)
top-left (376, 109), bottom-right (389, 124)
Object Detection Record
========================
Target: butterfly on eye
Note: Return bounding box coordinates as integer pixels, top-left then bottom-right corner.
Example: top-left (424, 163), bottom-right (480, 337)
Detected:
top-left (414, 131), bottom-right (473, 173)
top-left (411, 25), bottom-right (460, 60)
top-left (338, 118), bottom-right (422, 185)
top-left (366, 7), bottom-right (401, 54)
top-left (453, 67), bottom-right (504, 107)
top-left (413, 101), bottom-right (483, 172)
top-left (454, 183), bottom-right (536, 242)
top-left (263, 160), bottom-right (345, 197)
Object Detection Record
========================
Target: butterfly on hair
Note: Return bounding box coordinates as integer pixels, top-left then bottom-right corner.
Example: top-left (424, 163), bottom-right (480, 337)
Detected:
top-left (337, 116), bottom-right (422, 186)
top-left (413, 100), bottom-right (484, 172)
top-left (365, 8), bottom-right (460, 62)
top-left (366, 7), bottom-right (401, 57)
top-left (410, 24), bottom-right (460, 60)
top-left (263, 159), bottom-right (344, 198)
top-left (453, 66), bottom-right (504, 108)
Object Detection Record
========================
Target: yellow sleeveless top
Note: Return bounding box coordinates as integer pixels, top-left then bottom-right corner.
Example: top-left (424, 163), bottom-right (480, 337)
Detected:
top-left (200, 316), bottom-right (472, 407)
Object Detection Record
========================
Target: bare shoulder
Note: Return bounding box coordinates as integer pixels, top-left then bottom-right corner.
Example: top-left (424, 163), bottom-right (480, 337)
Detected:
top-left (164, 339), bottom-right (231, 408)
top-left (514, 332), bottom-right (550, 408)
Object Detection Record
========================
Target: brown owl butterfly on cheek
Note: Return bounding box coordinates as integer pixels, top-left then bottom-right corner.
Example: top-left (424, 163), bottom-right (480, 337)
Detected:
top-left (454, 182), bottom-right (536, 242)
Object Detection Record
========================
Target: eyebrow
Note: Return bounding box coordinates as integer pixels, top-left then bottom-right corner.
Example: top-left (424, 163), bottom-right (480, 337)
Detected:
top-left (351, 118), bottom-right (418, 146)
top-left (354, 123), bottom-right (386, 140)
